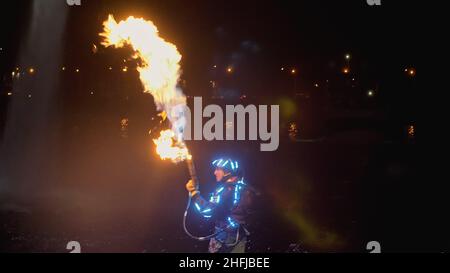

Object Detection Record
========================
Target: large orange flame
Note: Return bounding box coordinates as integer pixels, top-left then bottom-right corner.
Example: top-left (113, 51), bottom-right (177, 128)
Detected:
top-left (100, 15), bottom-right (190, 162)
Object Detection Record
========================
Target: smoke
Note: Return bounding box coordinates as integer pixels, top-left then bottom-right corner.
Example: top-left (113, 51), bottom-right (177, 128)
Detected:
top-left (0, 0), bottom-right (68, 195)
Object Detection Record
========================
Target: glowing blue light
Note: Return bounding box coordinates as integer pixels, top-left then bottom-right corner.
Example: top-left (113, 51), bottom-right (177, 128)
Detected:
top-left (202, 208), bottom-right (212, 213)
top-left (203, 215), bottom-right (212, 218)
top-left (216, 195), bottom-right (221, 204)
top-left (212, 159), bottom-right (218, 165)
top-left (235, 161), bottom-right (239, 168)
top-left (222, 160), bottom-right (229, 167)
top-left (194, 203), bottom-right (201, 211)
top-left (230, 161), bottom-right (235, 170)
top-left (227, 217), bottom-right (237, 227)
top-left (234, 185), bottom-right (240, 204)
top-left (217, 187), bottom-right (224, 193)
top-left (216, 159), bottom-right (223, 167)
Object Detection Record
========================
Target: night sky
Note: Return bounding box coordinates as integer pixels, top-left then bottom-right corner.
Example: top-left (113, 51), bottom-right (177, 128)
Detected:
top-left (1, 0), bottom-right (423, 95)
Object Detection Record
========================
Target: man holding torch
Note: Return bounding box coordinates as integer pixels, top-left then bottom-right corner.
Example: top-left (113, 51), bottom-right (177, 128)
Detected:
top-left (185, 158), bottom-right (252, 253)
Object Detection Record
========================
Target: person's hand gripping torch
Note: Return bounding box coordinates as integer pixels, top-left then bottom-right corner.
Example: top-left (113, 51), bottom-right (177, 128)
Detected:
top-left (185, 157), bottom-right (202, 198)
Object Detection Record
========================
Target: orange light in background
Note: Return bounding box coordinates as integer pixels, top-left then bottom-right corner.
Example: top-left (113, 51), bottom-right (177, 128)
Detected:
top-left (291, 68), bottom-right (296, 75)
top-left (342, 67), bottom-right (350, 74)
top-left (75, 68), bottom-right (80, 73)
top-left (288, 121), bottom-right (299, 141)
top-left (405, 67), bottom-right (416, 77)
top-left (92, 43), bottom-right (98, 54)
top-left (226, 66), bottom-right (233, 73)
top-left (122, 66), bottom-right (128, 72)
top-left (407, 125), bottom-right (415, 138)
top-left (28, 67), bottom-right (35, 74)
top-left (120, 118), bottom-right (129, 138)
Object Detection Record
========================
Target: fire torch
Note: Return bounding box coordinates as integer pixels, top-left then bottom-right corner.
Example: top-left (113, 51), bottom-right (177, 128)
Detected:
top-left (186, 157), bottom-right (199, 190)
top-left (100, 14), bottom-right (218, 240)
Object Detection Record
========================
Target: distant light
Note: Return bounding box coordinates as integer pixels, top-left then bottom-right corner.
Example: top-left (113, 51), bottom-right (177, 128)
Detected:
top-left (92, 44), bottom-right (98, 54)
top-left (291, 69), bottom-right (296, 74)
top-left (407, 125), bottom-right (415, 138)
top-left (342, 67), bottom-right (350, 74)
top-left (90, 91), bottom-right (94, 95)
top-left (28, 94), bottom-right (32, 98)
top-left (75, 68), bottom-right (80, 73)
top-left (122, 66), bottom-right (128, 72)
top-left (213, 65), bottom-right (217, 68)
top-left (109, 66), bottom-right (113, 70)
top-left (314, 83), bottom-right (319, 87)
top-left (227, 66), bottom-right (233, 73)
top-left (367, 90), bottom-right (374, 97)
top-left (62, 67), bottom-right (66, 71)
top-left (281, 67), bottom-right (285, 71)
top-left (7, 92), bottom-right (12, 96)
top-left (352, 78), bottom-right (355, 81)
top-left (28, 67), bottom-right (35, 74)
top-left (15, 67), bottom-right (19, 71)
top-left (345, 54), bottom-right (351, 60)
top-left (405, 67), bottom-right (416, 77)
top-left (11, 71), bottom-right (15, 77)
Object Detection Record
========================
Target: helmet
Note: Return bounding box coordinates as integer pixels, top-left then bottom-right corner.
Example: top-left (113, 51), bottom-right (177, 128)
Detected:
top-left (211, 158), bottom-right (241, 180)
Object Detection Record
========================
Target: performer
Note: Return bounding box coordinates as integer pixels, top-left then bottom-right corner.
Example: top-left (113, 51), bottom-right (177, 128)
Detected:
top-left (185, 158), bottom-right (253, 253)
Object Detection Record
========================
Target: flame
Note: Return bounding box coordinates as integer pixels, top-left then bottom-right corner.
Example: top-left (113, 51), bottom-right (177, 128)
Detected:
top-left (153, 129), bottom-right (191, 163)
top-left (100, 15), bottom-right (190, 162)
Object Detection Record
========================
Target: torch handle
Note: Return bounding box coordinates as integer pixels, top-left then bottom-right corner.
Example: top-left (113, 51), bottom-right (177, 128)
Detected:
top-left (186, 158), bottom-right (199, 188)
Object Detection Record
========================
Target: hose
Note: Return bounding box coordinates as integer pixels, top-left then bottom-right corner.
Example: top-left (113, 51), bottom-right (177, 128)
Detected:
top-left (182, 193), bottom-right (225, 241)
